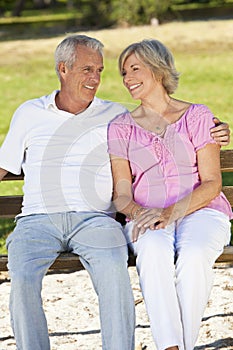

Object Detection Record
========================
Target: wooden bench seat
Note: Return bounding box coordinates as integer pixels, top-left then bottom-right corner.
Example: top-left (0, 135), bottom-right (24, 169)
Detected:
top-left (0, 149), bottom-right (233, 272)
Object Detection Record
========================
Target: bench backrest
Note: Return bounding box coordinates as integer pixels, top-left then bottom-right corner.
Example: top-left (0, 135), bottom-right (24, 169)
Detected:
top-left (0, 149), bottom-right (233, 219)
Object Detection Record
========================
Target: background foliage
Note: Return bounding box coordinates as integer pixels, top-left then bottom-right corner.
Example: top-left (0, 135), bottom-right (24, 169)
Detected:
top-left (0, 0), bottom-right (233, 28)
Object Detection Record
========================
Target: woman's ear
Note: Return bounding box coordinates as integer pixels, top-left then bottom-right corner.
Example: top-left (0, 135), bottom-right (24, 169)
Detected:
top-left (156, 74), bottom-right (163, 83)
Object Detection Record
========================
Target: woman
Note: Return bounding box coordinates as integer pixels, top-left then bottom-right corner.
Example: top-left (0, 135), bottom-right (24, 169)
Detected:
top-left (107, 39), bottom-right (232, 350)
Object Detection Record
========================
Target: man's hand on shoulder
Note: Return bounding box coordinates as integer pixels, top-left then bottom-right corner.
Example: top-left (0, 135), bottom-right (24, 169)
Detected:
top-left (211, 117), bottom-right (231, 146)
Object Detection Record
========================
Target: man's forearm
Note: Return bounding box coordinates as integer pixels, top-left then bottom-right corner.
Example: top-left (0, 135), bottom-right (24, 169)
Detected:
top-left (0, 168), bottom-right (8, 181)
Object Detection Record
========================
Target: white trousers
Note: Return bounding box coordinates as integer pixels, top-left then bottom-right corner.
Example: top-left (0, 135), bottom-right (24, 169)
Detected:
top-left (124, 208), bottom-right (231, 350)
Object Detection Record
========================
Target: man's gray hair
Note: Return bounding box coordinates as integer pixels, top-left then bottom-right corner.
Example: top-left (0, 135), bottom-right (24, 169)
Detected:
top-left (55, 34), bottom-right (104, 79)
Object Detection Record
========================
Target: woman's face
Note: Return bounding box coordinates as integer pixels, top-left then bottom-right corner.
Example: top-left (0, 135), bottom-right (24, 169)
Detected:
top-left (122, 53), bottom-right (158, 100)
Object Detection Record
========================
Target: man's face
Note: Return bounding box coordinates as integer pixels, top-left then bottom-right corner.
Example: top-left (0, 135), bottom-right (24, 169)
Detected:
top-left (59, 45), bottom-right (104, 106)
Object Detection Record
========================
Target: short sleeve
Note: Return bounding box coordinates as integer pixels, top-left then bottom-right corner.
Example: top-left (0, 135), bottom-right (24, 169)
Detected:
top-left (107, 114), bottom-right (131, 160)
top-left (0, 104), bottom-right (29, 174)
top-left (187, 104), bottom-right (216, 152)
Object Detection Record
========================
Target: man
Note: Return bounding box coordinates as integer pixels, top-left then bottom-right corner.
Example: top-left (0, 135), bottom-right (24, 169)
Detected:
top-left (0, 35), bottom-right (135, 350)
top-left (0, 34), bottom-right (230, 350)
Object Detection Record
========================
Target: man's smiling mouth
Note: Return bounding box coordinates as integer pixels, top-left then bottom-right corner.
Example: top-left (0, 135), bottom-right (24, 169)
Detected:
top-left (84, 85), bottom-right (95, 90)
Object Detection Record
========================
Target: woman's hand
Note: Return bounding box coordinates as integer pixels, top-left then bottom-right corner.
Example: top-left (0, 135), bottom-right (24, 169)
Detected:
top-left (211, 117), bottom-right (231, 146)
top-left (132, 207), bottom-right (170, 242)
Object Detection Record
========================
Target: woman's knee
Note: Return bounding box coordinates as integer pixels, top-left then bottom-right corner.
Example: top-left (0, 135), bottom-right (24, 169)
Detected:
top-left (136, 230), bottom-right (174, 259)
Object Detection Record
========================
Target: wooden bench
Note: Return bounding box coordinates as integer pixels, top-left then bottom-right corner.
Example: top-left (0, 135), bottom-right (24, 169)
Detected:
top-left (0, 149), bottom-right (233, 272)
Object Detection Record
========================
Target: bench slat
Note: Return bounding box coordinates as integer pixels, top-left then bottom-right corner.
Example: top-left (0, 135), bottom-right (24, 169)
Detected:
top-left (3, 172), bottom-right (24, 181)
top-left (220, 149), bottom-right (233, 172)
top-left (222, 186), bottom-right (233, 207)
top-left (0, 246), bottom-right (233, 272)
top-left (0, 196), bottom-right (22, 218)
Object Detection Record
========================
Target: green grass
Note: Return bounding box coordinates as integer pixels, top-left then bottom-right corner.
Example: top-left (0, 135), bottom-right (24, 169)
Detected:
top-left (0, 12), bottom-right (80, 24)
top-left (172, 0), bottom-right (233, 11)
top-left (0, 20), bottom-right (233, 253)
top-left (0, 219), bottom-right (16, 253)
top-left (173, 52), bottom-right (233, 119)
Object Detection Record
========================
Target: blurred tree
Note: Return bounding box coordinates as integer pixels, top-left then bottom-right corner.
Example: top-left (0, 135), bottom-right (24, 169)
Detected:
top-left (11, 0), bottom-right (56, 16)
top-left (33, 0), bottom-right (47, 8)
top-left (12, 0), bottom-right (26, 16)
top-left (2, 0), bottom-right (229, 23)
top-left (74, 0), bottom-right (172, 27)
top-left (109, 0), bottom-right (172, 25)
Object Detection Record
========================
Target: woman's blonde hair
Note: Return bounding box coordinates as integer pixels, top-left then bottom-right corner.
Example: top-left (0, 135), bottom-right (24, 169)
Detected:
top-left (118, 39), bottom-right (180, 94)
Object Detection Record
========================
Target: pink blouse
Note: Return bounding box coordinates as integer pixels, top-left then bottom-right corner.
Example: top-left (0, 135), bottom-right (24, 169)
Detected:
top-left (108, 104), bottom-right (232, 219)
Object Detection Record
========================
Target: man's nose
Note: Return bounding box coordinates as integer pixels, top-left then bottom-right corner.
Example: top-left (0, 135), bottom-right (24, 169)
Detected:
top-left (90, 71), bottom-right (101, 82)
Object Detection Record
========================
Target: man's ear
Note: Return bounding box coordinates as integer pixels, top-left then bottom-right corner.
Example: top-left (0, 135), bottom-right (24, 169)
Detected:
top-left (58, 62), bottom-right (66, 75)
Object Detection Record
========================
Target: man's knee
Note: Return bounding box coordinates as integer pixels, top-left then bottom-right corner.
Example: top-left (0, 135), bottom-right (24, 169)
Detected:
top-left (95, 246), bottom-right (129, 279)
top-left (10, 267), bottom-right (42, 289)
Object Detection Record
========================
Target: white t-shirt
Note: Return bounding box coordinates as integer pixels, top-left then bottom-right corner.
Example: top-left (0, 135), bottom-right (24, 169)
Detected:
top-left (0, 91), bottom-right (127, 216)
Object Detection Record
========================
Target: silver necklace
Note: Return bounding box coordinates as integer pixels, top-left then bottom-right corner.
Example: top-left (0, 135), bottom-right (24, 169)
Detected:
top-left (154, 97), bottom-right (171, 136)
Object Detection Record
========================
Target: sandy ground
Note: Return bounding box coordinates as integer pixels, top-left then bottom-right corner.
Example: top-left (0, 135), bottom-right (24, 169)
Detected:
top-left (0, 263), bottom-right (232, 350)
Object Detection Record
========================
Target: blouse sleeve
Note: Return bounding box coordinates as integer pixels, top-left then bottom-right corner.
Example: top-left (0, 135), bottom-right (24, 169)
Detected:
top-left (107, 114), bottom-right (131, 160)
top-left (187, 104), bottom-right (217, 152)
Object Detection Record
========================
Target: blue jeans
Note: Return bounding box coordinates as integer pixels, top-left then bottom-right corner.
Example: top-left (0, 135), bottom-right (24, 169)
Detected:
top-left (6, 212), bottom-right (135, 350)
